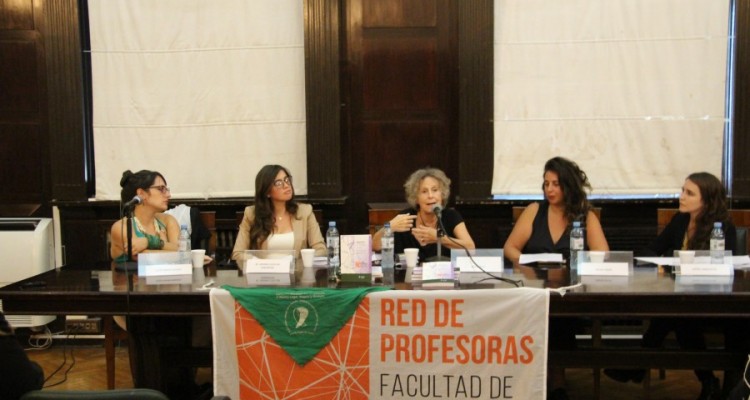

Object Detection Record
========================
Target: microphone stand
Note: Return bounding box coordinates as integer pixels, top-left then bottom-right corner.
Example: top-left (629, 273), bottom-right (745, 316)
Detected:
top-left (426, 212), bottom-right (450, 262)
top-left (115, 204), bottom-right (139, 273)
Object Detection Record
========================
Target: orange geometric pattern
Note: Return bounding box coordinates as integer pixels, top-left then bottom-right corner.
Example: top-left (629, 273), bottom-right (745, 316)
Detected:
top-left (234, 297), bottom-right (371, 399)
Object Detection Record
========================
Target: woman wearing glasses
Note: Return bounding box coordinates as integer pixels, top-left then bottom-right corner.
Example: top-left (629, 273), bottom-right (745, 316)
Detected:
top-left (231, 165), bottom-right (327, 267)
top-left (110, 169), bottom-right (180, 261)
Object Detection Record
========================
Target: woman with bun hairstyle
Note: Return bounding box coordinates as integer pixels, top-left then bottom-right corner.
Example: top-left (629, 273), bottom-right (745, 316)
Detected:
top-left (110, 170), bottom-right (180, 262)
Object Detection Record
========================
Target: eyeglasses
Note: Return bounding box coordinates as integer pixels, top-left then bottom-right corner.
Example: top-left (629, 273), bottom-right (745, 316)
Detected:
top-left (272, 176), bottom-right (292, 188)
top-left (149, 185), bottom-right (171, 194)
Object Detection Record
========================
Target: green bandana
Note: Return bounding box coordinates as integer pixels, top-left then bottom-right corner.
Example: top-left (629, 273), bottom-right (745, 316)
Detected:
top-left (223, 286), bottom-right (389, 365)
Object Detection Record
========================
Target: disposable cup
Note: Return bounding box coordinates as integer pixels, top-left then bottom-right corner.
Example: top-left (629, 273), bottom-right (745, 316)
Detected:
top-left (301, 249), bottom-right (315, 268)
top-left (404, 248), bottom-right (419, 268)
top-left (589, 251), bottom-right (605, 263)
top-left (679, 250), bottom-right (695, 265)
top-left (191, 249), bottom-right (206, 268)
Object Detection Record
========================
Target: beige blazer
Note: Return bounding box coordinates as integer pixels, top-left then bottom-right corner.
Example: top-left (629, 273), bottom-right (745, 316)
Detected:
top-left (231, 203), bottom-right (327, 262)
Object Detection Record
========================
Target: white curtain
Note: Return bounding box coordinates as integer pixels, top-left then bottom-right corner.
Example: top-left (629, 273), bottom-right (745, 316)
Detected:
top-left (89, 0), bottom-right (307, 200)
top-left (492, 0), bottom-right (730, 196)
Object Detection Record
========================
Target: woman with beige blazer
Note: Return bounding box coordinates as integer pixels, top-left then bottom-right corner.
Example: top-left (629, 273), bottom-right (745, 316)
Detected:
top-left (231, 165), bottom-right (326, 272)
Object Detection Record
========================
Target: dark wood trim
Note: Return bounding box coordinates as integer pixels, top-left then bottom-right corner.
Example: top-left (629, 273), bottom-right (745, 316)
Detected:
top-left (46, 0), bottom-right (87, 200)
top-left (456, 0), bottom-right (493, 200)
top-left (734, 0), bottom-right (750, 198)
top-left (304, 0), bottom-right (342, 197)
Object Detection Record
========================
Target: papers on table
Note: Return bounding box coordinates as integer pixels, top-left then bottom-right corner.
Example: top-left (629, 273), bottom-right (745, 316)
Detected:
top-left (519, 253), bottom-right (563, 264)
top-left (635, 255), bottom-right (750, 267)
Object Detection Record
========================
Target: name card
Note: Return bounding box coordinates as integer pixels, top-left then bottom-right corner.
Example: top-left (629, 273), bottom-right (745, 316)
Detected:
top-left (138, 252), bottom-right (191, 276)
top-left (422, 261), bottom-right (455, 281)
top-left (145, 274), bottom-right (192, 285)
top-left (679, 263), bottom-right (733, 276)
top-left (246, 272), bottom-right (292, 286)
top-left (245, 255), bottom-right (293, 274)
top-left (456, 256), bottom-right (504, 273)
top-left (578, 262), bottom-right (630, 276)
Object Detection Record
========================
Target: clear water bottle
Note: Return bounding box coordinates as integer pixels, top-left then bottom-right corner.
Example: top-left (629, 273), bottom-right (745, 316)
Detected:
top-left (326, 221), bottom-right (340, 281)
top-left (710, 222), bottom-right (725, 264)
top-left (381, 222), bottom-right (395, 286)
top-left (178, 224), bottom-right (191, 262)
top-left (569, 221), bottom-right (584, 269)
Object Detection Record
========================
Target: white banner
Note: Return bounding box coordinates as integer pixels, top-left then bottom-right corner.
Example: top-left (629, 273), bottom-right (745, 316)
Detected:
top-left (211, 288), bottom-right (549, 399)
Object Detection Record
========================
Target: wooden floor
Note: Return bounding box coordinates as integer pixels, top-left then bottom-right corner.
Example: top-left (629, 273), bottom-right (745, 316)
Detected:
top-left (24, 342), bottom-right (713, 399)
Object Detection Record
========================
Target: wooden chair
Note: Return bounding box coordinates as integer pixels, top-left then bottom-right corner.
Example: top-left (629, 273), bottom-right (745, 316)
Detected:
top-left (658, 208), bottom-right (750, 254)
top-left (368, 203), bottom-right (408, 235)
top-left (104, 210), bottom-right (217, 389)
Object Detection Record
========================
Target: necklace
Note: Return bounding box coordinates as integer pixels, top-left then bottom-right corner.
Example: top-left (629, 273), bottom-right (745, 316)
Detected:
top-left (274, 212), bottom-right (286, 222)
top-left (419, 213), bottom-right (437, 228)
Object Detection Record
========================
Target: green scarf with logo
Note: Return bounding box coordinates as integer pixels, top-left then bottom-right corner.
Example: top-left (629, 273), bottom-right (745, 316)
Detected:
top-left (223, 286), bottom-right (389, 365)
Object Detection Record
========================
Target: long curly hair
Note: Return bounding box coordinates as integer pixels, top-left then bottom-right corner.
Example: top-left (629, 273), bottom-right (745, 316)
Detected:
top-left (249, 165), bottom-right (298, 249)
top-left (542, 157), bottom-right (592, 226)
top-left (686, 172), bottom-right (729, 250)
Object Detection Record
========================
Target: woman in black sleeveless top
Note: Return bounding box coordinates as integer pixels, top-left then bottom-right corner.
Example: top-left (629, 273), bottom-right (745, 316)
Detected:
top-left (503, 157), bottom-right (609, 400)
top-left (504, 157), bottom-right (608, 264)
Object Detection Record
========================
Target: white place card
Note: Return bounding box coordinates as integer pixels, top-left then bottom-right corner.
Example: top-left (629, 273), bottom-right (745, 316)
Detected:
top-left (422, 261), bottom-right (455, 281)
top-left (578, 262), bottom-right (630, 276)
top-left (145, 274), bottom-right (192, 285)
top-left (245, 255), bottom-right (293, 274)
top-left (679, 263), bottom-right (733, 276)
top-left (245, 272), bottom-right (292, 286)
top-left (456, 256), bottom-right (504, 273)
top-left (137, 252), bottom-right (191, 276)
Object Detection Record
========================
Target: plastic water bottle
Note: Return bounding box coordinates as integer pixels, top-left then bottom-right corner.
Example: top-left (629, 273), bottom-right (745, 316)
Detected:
top-left (569, 221), bottom-right (584, 269)
top-left (326, 221), bottom-right (340, 281)
top-left (710, 222), bottom-right (725, 264)
top-left (381, 222), bottom-right (395, 286)
top-left (179, 224), bottom-right (191, 262)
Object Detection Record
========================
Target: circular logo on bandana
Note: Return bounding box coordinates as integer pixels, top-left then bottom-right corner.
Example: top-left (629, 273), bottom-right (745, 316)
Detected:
top-left (285, 300), bottom-right (319, 335)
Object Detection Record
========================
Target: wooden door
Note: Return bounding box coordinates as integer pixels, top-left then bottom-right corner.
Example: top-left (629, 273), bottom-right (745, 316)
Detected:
top-left (344, 0), bottom-right (457, 205)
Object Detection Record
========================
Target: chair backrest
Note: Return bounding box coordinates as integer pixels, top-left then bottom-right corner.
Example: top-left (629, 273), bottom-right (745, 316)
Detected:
top-left (658, 208), bottom-right (750, 254)
top-left (368, 203), bottom-right (408, 235)
top-left (512, 206), bottom-right (601, 223)
top-left (198, 210), bottom-right (217, 255)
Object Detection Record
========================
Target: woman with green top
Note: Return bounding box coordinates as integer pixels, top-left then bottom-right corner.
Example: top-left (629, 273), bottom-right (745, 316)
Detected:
top-left (110, 170), bottom-right (180, 262)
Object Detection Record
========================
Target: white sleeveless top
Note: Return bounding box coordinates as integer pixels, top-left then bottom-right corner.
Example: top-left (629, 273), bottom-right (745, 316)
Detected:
top-left (266, 231), bottom-right (294, 251)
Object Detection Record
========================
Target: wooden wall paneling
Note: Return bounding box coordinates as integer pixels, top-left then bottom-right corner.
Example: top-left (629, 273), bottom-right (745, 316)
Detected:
top-left (348, 0), bottom-right (456, 205)
top-left (733, 0), bottom-right (750, 198)
top-left (304, 0), bottom-right (342, 198)
top-left (456, 0), bottom-right (493, 200)
top-left (0, 0), bottom-right (47, 206)
top-left (0, 0), bottom-right (34, 30)
top-left (46, 0), bottom-right (87, 200)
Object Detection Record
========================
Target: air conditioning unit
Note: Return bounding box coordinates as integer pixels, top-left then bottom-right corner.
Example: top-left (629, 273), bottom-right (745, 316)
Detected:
top-left (0, 218), bottom-right (56, 328)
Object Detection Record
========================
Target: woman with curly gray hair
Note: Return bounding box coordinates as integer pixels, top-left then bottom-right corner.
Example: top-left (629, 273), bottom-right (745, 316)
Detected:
top-left (372, 167), bottom-right (475, 261)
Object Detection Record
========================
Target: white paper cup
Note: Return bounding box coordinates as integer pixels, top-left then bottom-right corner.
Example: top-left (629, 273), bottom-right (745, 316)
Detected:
top-left (191, 249), bottom-right (206, 268)
top-left (589, 251), bottom-right (605, 263)
top-left (679, 250), bottom-right (695, 265)
top-left (404, 248), bottom-right (419, 268)
top-left (301, 249), bottom-right (315, 268)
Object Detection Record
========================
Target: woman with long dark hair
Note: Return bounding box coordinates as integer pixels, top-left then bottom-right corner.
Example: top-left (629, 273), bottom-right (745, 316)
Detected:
top-left (605, 172), bottom-right (736, 399)
top-left (231, 165), bottom-right (326, 266)
top-left (504, 156), bottom-right (609, 264)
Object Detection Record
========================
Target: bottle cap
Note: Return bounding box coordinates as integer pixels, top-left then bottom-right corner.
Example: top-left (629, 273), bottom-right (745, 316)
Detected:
top-left (329, 221), bottom-right (336, 227)
top-left (573, 221), bottom-right (581, 227)
top-left (714, 222), bottom-right (722, 228)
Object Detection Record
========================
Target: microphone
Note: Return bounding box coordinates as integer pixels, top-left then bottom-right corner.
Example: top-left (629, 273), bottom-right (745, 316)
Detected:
top-left (122, 195), bottom-right (142, 209)
top-left (431, 204), bottom-right (443, 217)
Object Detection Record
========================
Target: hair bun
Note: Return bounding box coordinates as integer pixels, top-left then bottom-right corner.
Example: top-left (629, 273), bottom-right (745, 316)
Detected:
top-left (119, 170), bottom-right (134, 188)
